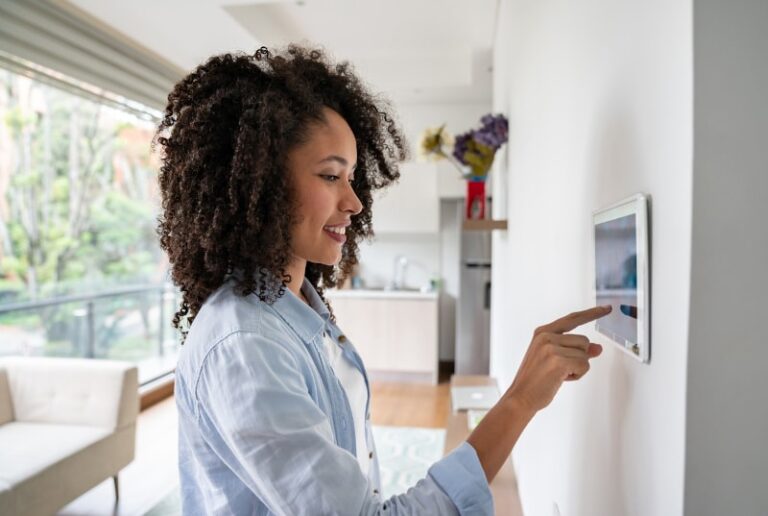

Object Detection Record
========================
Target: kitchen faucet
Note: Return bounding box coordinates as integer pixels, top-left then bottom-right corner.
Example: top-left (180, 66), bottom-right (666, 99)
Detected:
top-left (390, 255), bottom-right (410, 290)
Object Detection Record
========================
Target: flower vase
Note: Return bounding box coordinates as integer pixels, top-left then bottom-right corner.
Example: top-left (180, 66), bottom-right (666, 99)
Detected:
top-left (465, 180), bottom-right (486, 220)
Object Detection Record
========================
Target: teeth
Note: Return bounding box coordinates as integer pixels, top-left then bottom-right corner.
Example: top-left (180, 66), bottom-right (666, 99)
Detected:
top-left (325, 226), bottom-right (346, 235)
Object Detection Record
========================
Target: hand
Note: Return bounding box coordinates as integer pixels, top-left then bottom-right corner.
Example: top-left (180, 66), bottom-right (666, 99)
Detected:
top-left (505, 305), bottom-right (612, 414)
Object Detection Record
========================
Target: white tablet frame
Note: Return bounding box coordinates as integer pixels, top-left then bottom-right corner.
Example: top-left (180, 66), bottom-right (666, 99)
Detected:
top-left (592, 193), bottom-right (650, 363)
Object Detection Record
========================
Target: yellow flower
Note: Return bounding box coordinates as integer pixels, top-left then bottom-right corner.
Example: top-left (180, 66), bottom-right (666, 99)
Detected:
top-left (417, 125), bottom-right (454, 162)
top-left (461, 140), bottom-right (495, 178)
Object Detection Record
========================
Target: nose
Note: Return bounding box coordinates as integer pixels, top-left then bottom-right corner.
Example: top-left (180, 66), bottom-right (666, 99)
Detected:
top-left (341, 181), bottom-right (363, 216)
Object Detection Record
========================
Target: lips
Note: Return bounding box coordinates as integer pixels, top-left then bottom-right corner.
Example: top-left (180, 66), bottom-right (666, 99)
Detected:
top-left (323, 224), bottom-right (347, 243)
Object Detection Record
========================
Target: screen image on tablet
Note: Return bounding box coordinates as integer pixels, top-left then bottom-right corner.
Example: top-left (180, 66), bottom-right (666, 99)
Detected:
top-left (593, 194), bottom-right (650, 363)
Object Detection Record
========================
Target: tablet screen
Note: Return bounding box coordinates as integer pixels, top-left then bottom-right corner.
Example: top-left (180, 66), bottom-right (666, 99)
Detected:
top-left (595, 213), bottom-right (638, 344)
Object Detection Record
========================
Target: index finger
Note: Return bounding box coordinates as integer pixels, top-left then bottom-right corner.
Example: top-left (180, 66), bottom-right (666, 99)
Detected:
top-left (536, 305), bottom-right (612, 335)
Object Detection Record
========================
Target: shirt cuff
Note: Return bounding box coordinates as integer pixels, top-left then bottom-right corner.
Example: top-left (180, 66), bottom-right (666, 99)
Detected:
top-left (428, 441), bottom-right (494, 515)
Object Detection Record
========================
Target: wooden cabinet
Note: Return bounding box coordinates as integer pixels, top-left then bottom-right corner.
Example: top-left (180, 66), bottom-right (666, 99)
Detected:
top-left (327, 291), bottom-right (439, 384)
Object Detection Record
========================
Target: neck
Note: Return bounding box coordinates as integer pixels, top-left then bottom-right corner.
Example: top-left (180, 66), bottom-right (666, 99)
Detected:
top-left (285, 257), bottom-right (307, 300)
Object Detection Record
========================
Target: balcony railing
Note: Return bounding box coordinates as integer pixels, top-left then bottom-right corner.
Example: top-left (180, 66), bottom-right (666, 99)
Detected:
top-left (0, 284), bottom-right (180, 385)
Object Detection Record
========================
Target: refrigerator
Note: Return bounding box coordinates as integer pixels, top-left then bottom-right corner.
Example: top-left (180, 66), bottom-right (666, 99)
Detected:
top-left (455, 228), bottom-right (492, 374)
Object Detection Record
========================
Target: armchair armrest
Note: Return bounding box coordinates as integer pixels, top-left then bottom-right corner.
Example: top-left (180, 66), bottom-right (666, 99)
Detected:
top-left (0, 367), bottom-right (13, 425)
top-left (0, 357), bottom-right (139, 429)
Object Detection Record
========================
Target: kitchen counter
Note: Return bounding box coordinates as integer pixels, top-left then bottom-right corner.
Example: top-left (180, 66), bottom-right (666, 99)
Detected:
top-left (325, 288), bottom-right (438, 300)
top-left (325, 288), bottom-right (439, 384)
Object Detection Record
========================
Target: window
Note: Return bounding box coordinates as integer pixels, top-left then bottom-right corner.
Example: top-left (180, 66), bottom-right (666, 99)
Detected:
top-left (0, 63), bottom-right (178, 384)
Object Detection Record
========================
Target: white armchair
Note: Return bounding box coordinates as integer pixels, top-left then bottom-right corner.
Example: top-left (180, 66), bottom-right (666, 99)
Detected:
top-left (0, 356), bottom-right (138, 516)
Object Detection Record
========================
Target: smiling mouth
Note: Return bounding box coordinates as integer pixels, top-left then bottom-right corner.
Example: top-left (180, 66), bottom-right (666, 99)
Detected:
top-left (323, 226), bottom-right (346, 243)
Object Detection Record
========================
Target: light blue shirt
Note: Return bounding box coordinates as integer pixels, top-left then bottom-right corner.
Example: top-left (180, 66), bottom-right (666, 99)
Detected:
top-left (175, 276), bottom-right (493, 515)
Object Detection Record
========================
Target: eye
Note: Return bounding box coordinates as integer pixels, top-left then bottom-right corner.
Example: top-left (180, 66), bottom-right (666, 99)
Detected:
top-left (321, 175), bottom-right (340, 182)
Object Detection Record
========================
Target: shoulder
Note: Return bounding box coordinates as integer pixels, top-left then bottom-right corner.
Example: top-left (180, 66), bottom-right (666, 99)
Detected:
top-left (174, 283), bottom-right (305, 404)
top-left (186, 280), bottom-right (298, 349)
top-left (188, 281), bottom-right (263, 341)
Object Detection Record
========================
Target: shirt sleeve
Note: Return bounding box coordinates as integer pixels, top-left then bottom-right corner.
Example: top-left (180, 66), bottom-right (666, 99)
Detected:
top-left (192, 332), bottom-right (494, 515)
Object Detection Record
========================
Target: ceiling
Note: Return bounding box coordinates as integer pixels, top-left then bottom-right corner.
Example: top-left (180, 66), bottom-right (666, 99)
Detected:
top-left (62, 0), bottom-right (497, 104)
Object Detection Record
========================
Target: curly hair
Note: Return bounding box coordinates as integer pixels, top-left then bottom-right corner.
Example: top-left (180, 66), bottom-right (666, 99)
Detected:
top-left (155, 45), bottom-right (407, 337)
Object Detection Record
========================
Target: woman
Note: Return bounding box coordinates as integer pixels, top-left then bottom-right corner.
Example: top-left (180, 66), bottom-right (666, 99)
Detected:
top-left (156, 45), bottom-right (609, 515)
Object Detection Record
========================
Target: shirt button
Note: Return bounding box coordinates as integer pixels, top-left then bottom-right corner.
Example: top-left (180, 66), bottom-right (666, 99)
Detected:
top-left (338, 334), bottom-right (347, 344)
top-left (373, 489), bottom-right (379, 495)
top-left (369, 451), bottom-right (373, 459)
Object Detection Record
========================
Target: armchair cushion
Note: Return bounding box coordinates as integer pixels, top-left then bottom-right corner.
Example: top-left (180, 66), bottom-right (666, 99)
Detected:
top-left (0, 422), bottom-right (109, 485)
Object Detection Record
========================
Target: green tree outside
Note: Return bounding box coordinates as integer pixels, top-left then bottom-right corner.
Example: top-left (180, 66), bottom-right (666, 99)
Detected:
top-left (0, 67), bottom-right (172, 366)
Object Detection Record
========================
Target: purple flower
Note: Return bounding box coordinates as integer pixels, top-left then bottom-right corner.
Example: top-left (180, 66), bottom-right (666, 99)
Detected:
top-left (446, 113), bottom-right (509, 177)
top-left (475, 114), bottom-right (508, 149)
top-left (453, 131), bottom-right (473, 165)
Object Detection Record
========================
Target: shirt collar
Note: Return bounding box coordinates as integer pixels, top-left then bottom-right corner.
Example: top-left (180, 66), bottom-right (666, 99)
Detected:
top-left (269, 276), bottom-right (330, 343)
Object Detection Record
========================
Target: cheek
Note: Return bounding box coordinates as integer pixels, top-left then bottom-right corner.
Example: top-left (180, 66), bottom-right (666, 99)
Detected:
top-left (299, 191), bottom-right (331, 224)
top-left (292, 194), bottom-right (329, 241)
top-left (298, 196), bottom-right (320, 228)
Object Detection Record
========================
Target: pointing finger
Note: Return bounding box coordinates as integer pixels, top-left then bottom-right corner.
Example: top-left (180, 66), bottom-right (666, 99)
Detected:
top-left (536, 305), bottom-right (612, 335)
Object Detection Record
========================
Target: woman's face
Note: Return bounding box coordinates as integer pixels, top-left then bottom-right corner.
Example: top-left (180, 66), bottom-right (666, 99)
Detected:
top-left (287, 108), bottom-right (363, 267)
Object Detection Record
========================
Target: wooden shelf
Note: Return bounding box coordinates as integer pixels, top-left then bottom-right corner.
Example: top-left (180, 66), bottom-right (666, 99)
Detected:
top-left (462, 219), bottom-right (508, 231)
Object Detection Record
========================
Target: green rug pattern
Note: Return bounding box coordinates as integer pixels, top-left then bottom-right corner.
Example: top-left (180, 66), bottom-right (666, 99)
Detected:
top-left (145, 425), bottom-right (445, 515)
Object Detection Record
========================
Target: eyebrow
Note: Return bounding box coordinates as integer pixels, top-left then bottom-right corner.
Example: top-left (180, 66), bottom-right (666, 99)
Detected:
top-left (317, 155), bottom-right (357, 170)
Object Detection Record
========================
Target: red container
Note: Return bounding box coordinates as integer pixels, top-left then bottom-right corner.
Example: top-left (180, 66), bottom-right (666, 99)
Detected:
top-left (465, 180), bottom-right (486, 219)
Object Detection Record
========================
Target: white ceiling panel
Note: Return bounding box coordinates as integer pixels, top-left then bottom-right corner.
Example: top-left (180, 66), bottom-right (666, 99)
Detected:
top-left (61, 0), bottom-right (496, 103)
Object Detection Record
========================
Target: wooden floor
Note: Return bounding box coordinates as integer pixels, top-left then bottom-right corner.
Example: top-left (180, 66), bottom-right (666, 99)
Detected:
top-left (370, 380), bottom-right (451, 428)
top-left (57, 379), bottom-right (453, 515)
top-left (58, 395), bottom-right (180, 516)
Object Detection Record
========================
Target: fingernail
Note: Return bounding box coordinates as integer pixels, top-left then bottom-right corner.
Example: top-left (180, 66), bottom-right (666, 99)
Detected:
top-left (602, 305), bottom-right (612, 311)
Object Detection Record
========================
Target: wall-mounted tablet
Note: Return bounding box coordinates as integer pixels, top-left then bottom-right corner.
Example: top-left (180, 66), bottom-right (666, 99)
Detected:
top-left (593, 194), bottom-right (650, 363)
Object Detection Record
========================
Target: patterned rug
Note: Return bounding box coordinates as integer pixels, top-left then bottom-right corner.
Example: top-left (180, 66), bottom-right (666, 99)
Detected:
top-left (371, 425), bottom-right (446, 498)
top-left (144, 425), bottom-right (445, 515)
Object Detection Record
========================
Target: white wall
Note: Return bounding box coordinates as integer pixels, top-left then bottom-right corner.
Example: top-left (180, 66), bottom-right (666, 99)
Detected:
top-left (489, 1), bottom-right (692, 515)
top-left (356, 233), bottom-right (440, 290)
top-left (685, 1), bottom-right (768, 514)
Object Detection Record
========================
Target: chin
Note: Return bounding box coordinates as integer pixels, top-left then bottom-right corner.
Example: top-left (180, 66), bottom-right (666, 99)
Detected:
top-left (313, 252), bottom-right (342, 267)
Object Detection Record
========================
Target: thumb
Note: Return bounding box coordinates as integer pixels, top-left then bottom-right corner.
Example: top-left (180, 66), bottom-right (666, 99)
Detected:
top-left (587, 343), bottom-right (603, 358)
